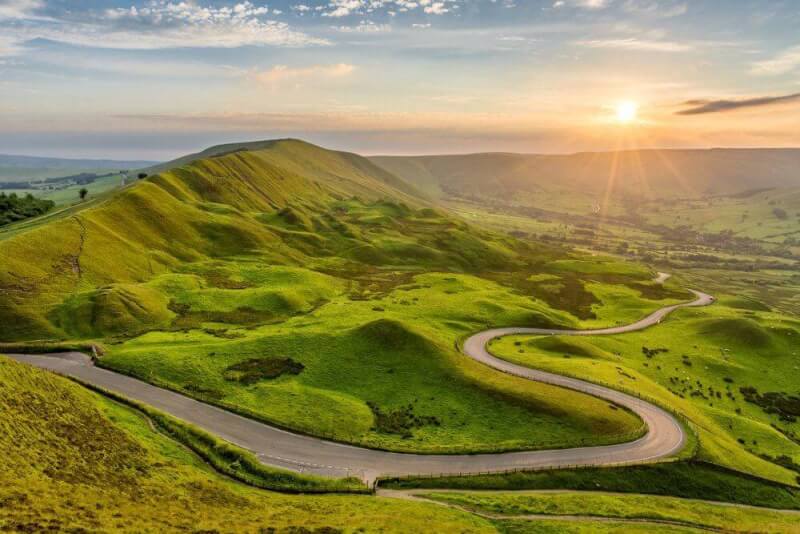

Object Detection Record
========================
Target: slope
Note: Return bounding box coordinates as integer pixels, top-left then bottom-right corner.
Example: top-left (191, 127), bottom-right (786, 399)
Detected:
top-left (0, 139), bottom-right (435, 339)
top-left (0, 138), bottom-right (648, 457)
top-left (0, 355), bottom-right (493, 532)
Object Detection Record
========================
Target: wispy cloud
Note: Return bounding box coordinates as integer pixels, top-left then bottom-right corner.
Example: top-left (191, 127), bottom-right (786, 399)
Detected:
top-left (676, 92), bottom-right (800, 115)
top-left (0, 0), bottom-right (44, 20)
top-left (0, 35), bottom-right (23, 56)
top-left (2, 1), bottom-right (327, 50)
top-left (553, 0), bottom-right (609, 9)
top-left (621, 1), bottom-right (688, 18)
top-left (751, 44), bottom-right (800, 76)
top-left (254, 63), bottom-right (356, 87)
top-left (575, 38), bottom-right (691, 52)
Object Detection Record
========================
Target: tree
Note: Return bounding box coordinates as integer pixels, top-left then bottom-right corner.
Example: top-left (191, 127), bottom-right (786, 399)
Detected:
top-left (773, 208), bottom-right (788, 220)
top-left (138, 173), bottom-right (148, 180)
top-left (79, 188), bottom-right (88, 200)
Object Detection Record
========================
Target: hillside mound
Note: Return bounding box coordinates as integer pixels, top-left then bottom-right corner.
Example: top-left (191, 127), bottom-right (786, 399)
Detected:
top-left (697, 318), bottom-right (773, 349)
top-left (353, 318), bottom-right (433, 351)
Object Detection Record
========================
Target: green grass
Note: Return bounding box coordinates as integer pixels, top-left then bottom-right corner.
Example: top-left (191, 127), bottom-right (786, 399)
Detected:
top-left (4, 138), bottom-right (797, 515)
top-left (0, 355), bottom-right (497, 531)
top-left (644, 187), bottom-right (800, 242)
top-left (493, 518), bottom-right (702, 533)
top-left (489, 299), bottom-right (800, 484)
top-left (0, 139), bottom-right (661, 455)
top-left (99, 270), bottom-right (643, 453)
top-left (380, 461), bottom-right (800, 509)
top-left (424, 491), bottom-right (800, 533)
top-left (1, 173), bottom-right (126, 207)
top-left (82, 379), bottom-right (368, 493)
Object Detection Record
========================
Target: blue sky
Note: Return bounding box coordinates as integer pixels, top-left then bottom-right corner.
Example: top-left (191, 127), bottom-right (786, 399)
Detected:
top-left (1, 0), bottom-right (799, 159)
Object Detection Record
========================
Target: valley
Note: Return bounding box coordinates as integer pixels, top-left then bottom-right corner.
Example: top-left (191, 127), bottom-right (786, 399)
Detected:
top-left (1, 139), bottom-right (799, 532)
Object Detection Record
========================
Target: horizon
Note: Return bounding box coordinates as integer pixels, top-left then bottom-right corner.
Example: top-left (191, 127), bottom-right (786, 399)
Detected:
top-left (7, 139), bottom-right (800, 163)
top-left (2, 1), bottom-right (800, 159)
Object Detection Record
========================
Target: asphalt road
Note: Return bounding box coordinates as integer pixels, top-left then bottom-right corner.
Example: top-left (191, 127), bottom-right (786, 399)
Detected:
top-left (5, 287), bottom-right (713, 485)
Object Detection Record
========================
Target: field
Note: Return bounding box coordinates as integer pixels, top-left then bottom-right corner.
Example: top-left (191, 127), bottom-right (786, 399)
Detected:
top-left (99, 266), bottom-right (648, 453)
top-left (0, 173), bottom-right (127, 205)
top-left (3, 354), bottom-right (797, 532)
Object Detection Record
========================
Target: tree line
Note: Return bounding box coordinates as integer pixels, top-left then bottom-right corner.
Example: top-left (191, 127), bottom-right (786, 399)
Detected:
top-left (0, 192), bottom-right (55, 226)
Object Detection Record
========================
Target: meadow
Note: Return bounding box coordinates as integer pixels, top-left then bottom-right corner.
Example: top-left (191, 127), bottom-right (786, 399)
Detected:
top-left (98, 264), bottom-right (651, 453)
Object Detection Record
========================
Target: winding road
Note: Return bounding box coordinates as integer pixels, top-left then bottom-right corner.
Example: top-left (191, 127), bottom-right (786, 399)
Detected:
top-left (5, 278), bottom-right (714, 485)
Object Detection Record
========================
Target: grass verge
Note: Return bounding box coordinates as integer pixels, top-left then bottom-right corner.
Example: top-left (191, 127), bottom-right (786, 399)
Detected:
top-left (378, 461), bottom-right (800, 509)
top-left (78, 380), bottom-right (369, 494)
top-left (423, 491), bottom-right (800, 533)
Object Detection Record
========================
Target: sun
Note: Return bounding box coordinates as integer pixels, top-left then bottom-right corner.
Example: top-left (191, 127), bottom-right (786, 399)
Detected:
top-left (615, 100), bottom-right (639, 123)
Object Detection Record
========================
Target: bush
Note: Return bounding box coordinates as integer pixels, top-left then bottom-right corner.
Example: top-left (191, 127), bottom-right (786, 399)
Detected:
top-left (0, 192), bottom-right (54, 226)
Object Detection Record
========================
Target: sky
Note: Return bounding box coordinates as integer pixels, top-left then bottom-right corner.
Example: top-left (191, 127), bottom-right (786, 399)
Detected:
top-left (1, 0), bottom-right (800, 160)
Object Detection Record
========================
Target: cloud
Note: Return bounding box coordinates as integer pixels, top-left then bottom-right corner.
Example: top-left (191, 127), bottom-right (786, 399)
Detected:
top-left (553, 0), bottom-right (609, 9)
top-left (2, 2), bottom-right (327, 50)
top-left (0, 33), bottom-right (25, 56)
top-left (423, 1), bottom-right (450, 15)
top-left (575, 38), bottom-right (691, 52)
top-left (333, 21), bottom-right (391, 33)
top-left (0, 0), bottom-right (43, 20)
top-left (254, 63), bottom-right (356, 86)
top-left (322, 0), bottom-right (368, 17)
top-left (317, 0), bottom-right (460, 18)
top-left (621, 1), bottom-right (687, 18)
top-left (676, 92), bottom-right (800, 115)
top-left (751, 45), bottom-right (800, 76)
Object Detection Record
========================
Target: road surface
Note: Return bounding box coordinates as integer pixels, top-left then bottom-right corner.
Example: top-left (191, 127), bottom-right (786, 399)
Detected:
top-left (5, 288), bottom-right (713, 484)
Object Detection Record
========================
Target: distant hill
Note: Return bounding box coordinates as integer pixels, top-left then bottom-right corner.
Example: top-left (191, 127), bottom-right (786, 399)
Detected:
top-left (0, 154), bottom-right (159, 182)
top-left (0, 139), bottom-right (518, 339)
top-left (371, 148), bottom-right (800, 199)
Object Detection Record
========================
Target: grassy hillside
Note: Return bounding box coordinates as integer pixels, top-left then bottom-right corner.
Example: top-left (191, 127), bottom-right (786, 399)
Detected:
top-left (0, 356), bottom-right (494, 532)
top-left (4, 138), bottom-right (800, 524)
top-left (490, 297), bottom-right (800, 485)
top-left (5, 354), bottom-right (793, 532)
top-left (0, 138), bottom-right (655, 456)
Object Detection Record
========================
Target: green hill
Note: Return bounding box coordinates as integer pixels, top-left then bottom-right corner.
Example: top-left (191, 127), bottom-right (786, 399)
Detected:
top-left (0, 138), bottom-right (656, 458)
top-left (0, 139), bottom-right (440, 339)
top-left (372, 148), bottom-right (800, 200)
